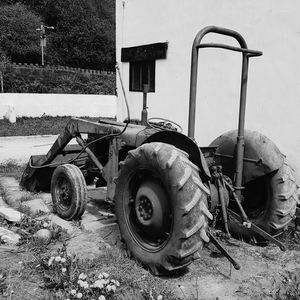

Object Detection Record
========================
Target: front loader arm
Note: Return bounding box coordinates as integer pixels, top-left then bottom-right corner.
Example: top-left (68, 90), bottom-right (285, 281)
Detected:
top-left (20, 118), bottom-right (122, 191)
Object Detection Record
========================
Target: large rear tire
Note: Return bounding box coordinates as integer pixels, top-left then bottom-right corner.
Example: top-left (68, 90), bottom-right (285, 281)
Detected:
top-left (229, 160), bottom-right (299, 240)
top-left (115, 142), bottom-right (212, 275)
top-left (51, 164), bottom-right (87, 220)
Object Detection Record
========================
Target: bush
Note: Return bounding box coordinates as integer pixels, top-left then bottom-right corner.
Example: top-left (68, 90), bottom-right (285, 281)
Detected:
top-left (2, 64), bottom-right (115, 94)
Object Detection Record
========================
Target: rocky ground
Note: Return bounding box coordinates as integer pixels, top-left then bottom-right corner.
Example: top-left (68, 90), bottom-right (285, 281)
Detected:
top-left (0, 135), bottom-right (299, 299)
top-left (0, 174), bottom-right (299, 300)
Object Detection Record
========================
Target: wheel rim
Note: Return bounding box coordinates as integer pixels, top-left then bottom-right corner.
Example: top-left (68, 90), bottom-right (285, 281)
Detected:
top-left (124, 170), bottom-right (172, 252)
top-left (54, 175), bottom-right (72, 211)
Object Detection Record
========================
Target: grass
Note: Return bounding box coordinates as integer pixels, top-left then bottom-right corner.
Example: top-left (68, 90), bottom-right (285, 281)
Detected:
top-left (33, 245), bottom-right (180, 300)
top-left (0, 115), bottom-right (115, 136)
top-left (275, 269), bottom-right (300, 299)
top-left (0, 160), bottom-right (26, 180)
top-left (0, 210), bottom-right (181, 299)
top-left (0, 161), bottom-right (182, 299)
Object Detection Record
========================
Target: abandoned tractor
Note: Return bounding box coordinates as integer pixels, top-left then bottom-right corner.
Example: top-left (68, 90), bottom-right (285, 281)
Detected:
top-left (20, 26), bottom-right (299, 275)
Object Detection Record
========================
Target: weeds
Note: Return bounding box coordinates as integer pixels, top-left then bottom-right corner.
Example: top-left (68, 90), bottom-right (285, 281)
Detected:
top-left (31, 244), bottom-right (179, 300)
top-left (0, 160), bottom-right (25, 180)
top-left (0, 271), bottom-right (7, 295)
top-left (275, 269), bottom-right (300, 299)
top-left (38, 245), bottom-right (121, 299)
top-left (17, 215), bottom-right (66, 246)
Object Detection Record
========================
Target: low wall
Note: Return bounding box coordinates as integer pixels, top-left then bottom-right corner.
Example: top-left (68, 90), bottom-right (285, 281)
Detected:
top-left (0, 93), bottom-right (117, 118)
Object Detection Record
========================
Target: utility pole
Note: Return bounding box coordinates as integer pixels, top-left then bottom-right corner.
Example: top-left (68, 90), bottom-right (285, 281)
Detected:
top-left (36, 24), bottom-right (54, 66)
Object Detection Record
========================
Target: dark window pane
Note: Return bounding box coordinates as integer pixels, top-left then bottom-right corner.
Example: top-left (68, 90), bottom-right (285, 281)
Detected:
top-left (129, 60), bottom-right (155, 92)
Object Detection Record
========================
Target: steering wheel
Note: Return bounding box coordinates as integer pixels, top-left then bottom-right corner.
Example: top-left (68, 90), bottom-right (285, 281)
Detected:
top-left (147, 117), bottom-right (183, 133)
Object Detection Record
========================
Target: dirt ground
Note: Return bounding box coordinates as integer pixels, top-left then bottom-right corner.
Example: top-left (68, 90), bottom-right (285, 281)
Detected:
top-left (0, 175), bottom-right (299, 300)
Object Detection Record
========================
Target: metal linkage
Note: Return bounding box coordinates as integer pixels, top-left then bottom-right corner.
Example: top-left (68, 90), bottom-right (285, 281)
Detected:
top-left (76, 135), bottom-right (104, 173)
top-left (223, 178), bottom-right (286, 251)
top-left (227, 208), bottom-right (286, 251)
top-left (211, 166), bottom-right (231, 238)
top-left (207, 231), bottom-right (241, 270)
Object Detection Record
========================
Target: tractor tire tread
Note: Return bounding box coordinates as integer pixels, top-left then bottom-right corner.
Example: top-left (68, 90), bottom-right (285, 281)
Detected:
top-left (269, 160), bottom-right (298, 231)
top-left (51, 164), bottom-right (87, 221)
top-left (115, 142), bottom-right (209, 275)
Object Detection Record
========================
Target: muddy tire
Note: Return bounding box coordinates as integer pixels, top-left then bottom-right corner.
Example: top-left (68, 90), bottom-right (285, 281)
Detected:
top-left (51, 164), bottom-right (87, 220)
top-left (115, 142), bottom-right (212, 275)
top-left (229, 160), bottom-right (299, 240)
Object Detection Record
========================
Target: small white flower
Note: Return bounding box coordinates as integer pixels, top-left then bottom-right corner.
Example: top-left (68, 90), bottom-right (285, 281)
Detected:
top-left (98, 295), bottom-right (106, 300)
top-left (70, 289), bottom-right (77, 295)
top-left (110, 285), bottom-right (116, 293)
top-left (157, 295), bottom-right (163, 300)
top-left (48, 257), bottom-right (54, 266)
top-left (43, 222), bottom-right (49, 228)
top-left (102, 272), bottom-right (109, 279)
top-left (77, 280), bottom-right (83, 285)
top-left (82, 281), bottom-right (89, 289)
top-left (61, 268), bottom-right (67, 273)
top-left (55, 256), bottom-right (61, 262)
top-left (78, 273), bottom-right (87, 280)
top-left (61, 258), bottom-right (66, 263)
top-left (106, 285), bottom-right (111, 292)
top-left (18, 261), bottom-right (23, 265)
top-left (77, 292), bottom-right (83, 299)
top-left (93, 280), bottom-right (104, 289)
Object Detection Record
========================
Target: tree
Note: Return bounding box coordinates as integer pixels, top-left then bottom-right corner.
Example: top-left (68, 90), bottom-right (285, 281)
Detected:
top-left (43, 0), bottom-right (115, 70)
top-left (0, 4), bottom-right (42, 63)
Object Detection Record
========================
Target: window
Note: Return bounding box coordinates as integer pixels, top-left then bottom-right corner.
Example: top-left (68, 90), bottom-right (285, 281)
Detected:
top-left (129, 60), bottom-right (155, 92)
top-left (121, 42), bottom-right (168, 93)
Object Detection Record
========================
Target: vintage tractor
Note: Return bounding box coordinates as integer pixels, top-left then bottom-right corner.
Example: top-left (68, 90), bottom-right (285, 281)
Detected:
top-left (20, 26), bottom-right (298, 275)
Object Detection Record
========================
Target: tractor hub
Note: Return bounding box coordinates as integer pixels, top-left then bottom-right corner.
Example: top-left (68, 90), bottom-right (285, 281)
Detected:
top-left (137, 196), bottom-right (153, 221)
top-left (134, 179), bottom-right (169, 232)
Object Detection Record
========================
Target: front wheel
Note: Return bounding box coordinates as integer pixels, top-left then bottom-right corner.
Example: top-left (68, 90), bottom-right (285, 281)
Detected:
top-left (115, 142), bottom-right (212, 275)
top-left (51, 164), bottom-right (87, 220)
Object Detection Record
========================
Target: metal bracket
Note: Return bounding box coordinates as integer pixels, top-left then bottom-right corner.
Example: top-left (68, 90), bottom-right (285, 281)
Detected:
top-left (102, 137), bottom-right (122, 202)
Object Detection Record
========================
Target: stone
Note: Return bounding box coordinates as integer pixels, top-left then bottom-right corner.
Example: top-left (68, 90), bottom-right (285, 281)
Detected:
top-left (33, 229), bottom-right (52, 244)
top-left (0, 227), bottom-right (20, 245)
top-left (38, 214), bottom-right (75, 234)
top-left (0, 207), bottom-right (24, 222)
top-left (22, 198), bottom-right (52, 214)
top-left (0, 177), bottom-right (23, 208)
top-left (0, 195), bottom-right (8, 207)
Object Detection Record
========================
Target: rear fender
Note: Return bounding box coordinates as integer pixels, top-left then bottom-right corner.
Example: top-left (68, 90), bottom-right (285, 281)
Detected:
top-left (209, 129), bottom-right (285, 184)
top-left (143, 131), bottom-right (211, 179)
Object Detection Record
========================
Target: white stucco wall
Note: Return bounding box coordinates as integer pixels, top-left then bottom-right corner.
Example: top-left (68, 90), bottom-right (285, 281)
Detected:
top-left (0, 93), bottom-right (117, 118)
top-left (116, 0), bottom-right (300, 182)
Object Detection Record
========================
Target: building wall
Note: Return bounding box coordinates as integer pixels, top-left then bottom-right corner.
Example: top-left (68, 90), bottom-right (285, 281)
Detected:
top-left (0, 94), bottom-right (116, 118)
top-left (116, 0), bottom-right (300, 182)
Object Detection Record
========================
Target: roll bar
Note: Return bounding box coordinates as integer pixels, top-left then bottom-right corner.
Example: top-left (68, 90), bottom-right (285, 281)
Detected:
top-left (188, 26), bottom-right (262, 193)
